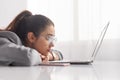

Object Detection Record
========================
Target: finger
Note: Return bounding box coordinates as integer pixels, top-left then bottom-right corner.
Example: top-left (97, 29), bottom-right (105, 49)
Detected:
top-left (41, 55), bottom-right (46, 59)
top-left (42, 56), bottom-right (49, 63)
top-left (46, 55), bottom-right (50, 61)
top-left (42, 59), bottom-right (48, 63)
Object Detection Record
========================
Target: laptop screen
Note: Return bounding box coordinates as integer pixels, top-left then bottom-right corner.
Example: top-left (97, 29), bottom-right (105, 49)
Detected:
top-left (91, 22), bottom-right (110, 61)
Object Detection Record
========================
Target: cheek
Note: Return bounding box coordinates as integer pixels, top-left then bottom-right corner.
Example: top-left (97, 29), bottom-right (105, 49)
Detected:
top-left (33, 39), bottom-right (49, 55)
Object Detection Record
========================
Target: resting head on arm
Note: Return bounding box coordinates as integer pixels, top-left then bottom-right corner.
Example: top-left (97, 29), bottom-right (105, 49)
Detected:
top-left (5, 10), bottom-right (63, 62)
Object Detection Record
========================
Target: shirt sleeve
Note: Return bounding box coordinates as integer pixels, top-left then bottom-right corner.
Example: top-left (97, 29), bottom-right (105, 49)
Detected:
top-left (0, 38), bottom-right (42, 66)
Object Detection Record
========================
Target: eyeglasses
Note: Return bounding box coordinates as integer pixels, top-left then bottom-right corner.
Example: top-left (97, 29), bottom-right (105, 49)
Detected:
top-left (41, 35), bottom-right (57, 44)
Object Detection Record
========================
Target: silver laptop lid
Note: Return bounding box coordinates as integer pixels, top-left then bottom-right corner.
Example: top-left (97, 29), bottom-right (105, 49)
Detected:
top-left (90, 22), bottom-right (110, 61)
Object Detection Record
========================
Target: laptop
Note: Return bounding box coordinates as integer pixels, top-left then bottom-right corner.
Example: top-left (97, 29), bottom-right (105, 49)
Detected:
top-left (42, 22), bottom-right (110, 65)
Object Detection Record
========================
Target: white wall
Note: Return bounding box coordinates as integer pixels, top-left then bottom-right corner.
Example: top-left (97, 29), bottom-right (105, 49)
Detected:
top-left (54, 39), bottom-right (120, 61)
top-left (0, 0), bottom-right (27, 29)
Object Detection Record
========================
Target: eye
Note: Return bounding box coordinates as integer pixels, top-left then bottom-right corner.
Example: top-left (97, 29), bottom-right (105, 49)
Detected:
top-left (46, 36), bottom-right (51, 40)
top-left (46, 35), bottom-right (56, 42)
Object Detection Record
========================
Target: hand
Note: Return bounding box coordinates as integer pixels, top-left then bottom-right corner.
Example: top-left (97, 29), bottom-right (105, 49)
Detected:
top-left (40, 51), bottom-right (60, 62)
top-left (48, 51), bottom-right (60, 61)
top-left (51, 51), bottom-right (60, 60)
top-left (40, 55), bottom-right (49, 63)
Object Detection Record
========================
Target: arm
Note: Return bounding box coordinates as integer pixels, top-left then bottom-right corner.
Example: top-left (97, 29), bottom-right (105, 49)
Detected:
top-left (0, 38), bottom-right (42, 66)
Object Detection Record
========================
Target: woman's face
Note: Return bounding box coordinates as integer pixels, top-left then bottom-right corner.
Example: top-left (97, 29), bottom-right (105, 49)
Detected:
top-left (31, 25), bottom-right (55, 56)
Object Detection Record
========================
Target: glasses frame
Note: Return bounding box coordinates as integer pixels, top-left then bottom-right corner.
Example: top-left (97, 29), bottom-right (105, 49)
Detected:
top-left (40, 35), bottom-right (57, 44)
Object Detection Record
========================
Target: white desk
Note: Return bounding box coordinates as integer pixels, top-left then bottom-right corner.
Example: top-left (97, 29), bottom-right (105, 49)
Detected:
top-left (0, 61), bottom-right (119, 80)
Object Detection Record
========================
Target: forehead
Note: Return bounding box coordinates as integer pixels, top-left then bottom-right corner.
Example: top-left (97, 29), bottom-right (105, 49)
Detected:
top-left (41, 25), bottom-right (55, 36)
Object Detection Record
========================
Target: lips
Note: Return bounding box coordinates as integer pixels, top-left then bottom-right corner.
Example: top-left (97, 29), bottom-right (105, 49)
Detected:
top-left (47, 49), bottom-right (51, 52)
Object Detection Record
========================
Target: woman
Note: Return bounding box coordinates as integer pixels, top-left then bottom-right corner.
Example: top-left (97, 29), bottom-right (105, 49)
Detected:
top-left (0, 10), bottom-right (63, 66)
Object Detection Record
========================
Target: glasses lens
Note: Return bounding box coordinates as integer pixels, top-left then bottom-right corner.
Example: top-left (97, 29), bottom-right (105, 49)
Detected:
top-left (41, 35), bottom-right (57, 44)
top-left (47, 36), bottom-right (57, 44)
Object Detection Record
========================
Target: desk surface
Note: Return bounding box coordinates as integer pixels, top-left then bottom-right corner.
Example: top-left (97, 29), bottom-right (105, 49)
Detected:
top-left (0, 61), bottom-right (119, 80)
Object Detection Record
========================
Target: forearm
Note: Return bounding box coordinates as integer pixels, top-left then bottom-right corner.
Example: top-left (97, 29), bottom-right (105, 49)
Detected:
top-left (0, 43), bottom-right (42, 66)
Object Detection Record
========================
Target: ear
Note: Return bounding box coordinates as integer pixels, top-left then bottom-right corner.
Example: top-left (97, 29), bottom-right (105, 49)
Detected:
top-left (27, 32), bottom-right (36, 43)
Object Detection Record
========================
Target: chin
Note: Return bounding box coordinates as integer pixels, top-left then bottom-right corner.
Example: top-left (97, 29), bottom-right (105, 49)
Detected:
top-left (43, 51), bottom-right (49, 56)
